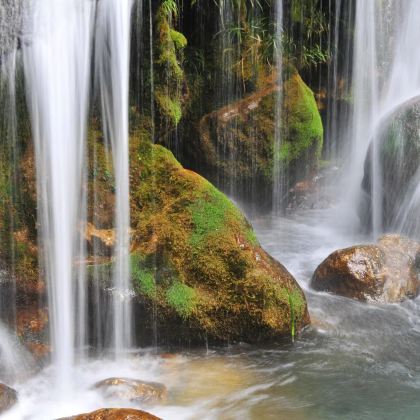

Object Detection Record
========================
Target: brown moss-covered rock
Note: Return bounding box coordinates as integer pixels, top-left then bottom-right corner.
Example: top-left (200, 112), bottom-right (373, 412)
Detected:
top-left (93, 378), bottom-right (167, 404)
top-left (4, 125), bottom-right (309, 350)
top-left (0, 383), bottom-right (18, 414)
top-left (185, 68), bottom-right (323, 210)
top-left (312, 234), bottom-right (420, 303)
top-left (60, 408), bottom-right (161, 420)
top-left (88, 131), bottom-right (309, 345)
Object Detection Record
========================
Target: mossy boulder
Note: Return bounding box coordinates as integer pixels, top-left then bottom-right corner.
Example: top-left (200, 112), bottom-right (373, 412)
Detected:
top-left (185, 69), bottom-right (323, 210)
top-left (362, 96), bottom-right (420, 235)
top-left (3, 125), bottom-right (309, 349)
top-left (88, 131), bottom-right (309, 345)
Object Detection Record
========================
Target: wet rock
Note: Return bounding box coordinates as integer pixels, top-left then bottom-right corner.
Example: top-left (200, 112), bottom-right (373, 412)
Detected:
top-left (362, 96), bottom-right (420, 235)
top-left (312, 234), bottom-right (420, 303)
top-left (0, 383), bottom-right (18, 414)
top-left (87, 134), bottom-right (309, 346)
top-left (60, 408), bottom-right (161, 420)
top-left (85, 223), bottom-right (115, 257)
top-left (181, 68), bottom-right (323, 211)
top-left (93, 378), bottom-right (167, 404)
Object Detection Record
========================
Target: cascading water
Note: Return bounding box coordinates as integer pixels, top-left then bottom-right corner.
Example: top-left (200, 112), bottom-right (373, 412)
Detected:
top-left (95, 0), bottom-right (134, 356)
top-left (22, 0), bottom-right (95, 389)
top-left (214, 0), bottom-right (239, 197)
top-left (324, 0), bottom-right (354, 160)
top-left (1, 2), bottom-right (420, 419)
top-left (346, 0), bottom-right (420, 239)
top-left (272, 0), bottom-right (283, 214)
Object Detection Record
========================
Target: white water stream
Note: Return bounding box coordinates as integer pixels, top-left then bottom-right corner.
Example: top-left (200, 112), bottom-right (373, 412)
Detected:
top-left (22, 0), bottom-right (95, 391)
top-left (345, 0), bottom-right (420, 238)
top-left (95, 0), bottom-right (133, 357)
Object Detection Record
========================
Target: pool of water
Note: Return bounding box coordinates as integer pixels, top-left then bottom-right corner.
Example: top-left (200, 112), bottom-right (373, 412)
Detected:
top-left (4, 208), bottom-right (420, 419)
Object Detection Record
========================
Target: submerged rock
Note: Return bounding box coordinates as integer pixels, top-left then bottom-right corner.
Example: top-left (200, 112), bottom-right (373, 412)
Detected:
top-left (0, 383), bottom-right (18, 414)
top-left (87, 132), bottom-right (309, 345)
top-left (183, 68), bottom-right (323, 210)
top-left (60, 408), bottom-right (161, 420)
top-left (312, 234), bottom-right (420, 303)
top-left (93, 378), bottom-right (167, 404)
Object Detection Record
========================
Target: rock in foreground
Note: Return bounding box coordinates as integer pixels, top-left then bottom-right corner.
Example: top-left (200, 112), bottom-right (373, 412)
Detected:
top-left (0, 383), bottom-right (18, 414)
top-left (61, 408), bottom-right (161, 420)
top-left (88, 133), bottom-right (310, 345)
top-left (312, 234), bottom-right (420, 302)
top-left (94, 378), bottom-right (167, 404)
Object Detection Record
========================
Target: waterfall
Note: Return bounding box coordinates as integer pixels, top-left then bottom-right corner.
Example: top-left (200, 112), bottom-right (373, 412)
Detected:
top-left (324, 0), bottom-right (354, 161)
top-left (272, 0), bottom-right (283, 214)
top-left (342, 0), bottom-right (385, 236)
top-left (22, 0), bottom-right (95, 389)
top-left (347, 0), bottom-right (420, 238)
top-left (95, 0), bottom-right (134, 356)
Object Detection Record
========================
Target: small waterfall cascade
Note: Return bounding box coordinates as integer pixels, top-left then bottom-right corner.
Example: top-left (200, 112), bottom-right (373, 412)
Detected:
top-left (22, 0), bottom-right (95, 389)
top-left (214, 0), bottom-right (238, 197)
top-left (346, 0), bottom-right (420, 239)
top-left (272, 0), bottom-right (284, 214)
top-left (16, 0), bottom-right (134, 390)
top-left (346, 0), bottom-right (381, 237)
top-left (95, 0), bottom-right (133, 357)
top-left (324, 0), bottom-right (354, 161)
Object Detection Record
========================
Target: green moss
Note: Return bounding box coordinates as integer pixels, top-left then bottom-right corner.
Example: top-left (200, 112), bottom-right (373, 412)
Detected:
top-left (189, 185), bottom-right (242, 248)
top-left (279, 74), bottom-right (323, 164)
top-left (155, 2), bottom-right (187, 129)
top-left (131, 254), bottom-right (156, 298)
top-left (245, 228), bottom-right (259, 246)
top-left (166, 281), bottom-right (197, 318)
top-left (288, 288), bottom-right (306, 320)
top-left (170, 29), bottom-right (187, 49)
top-left (276, 286), bottom-right (306, 339)
top-left (155, 89), bottom-right (183, 126)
